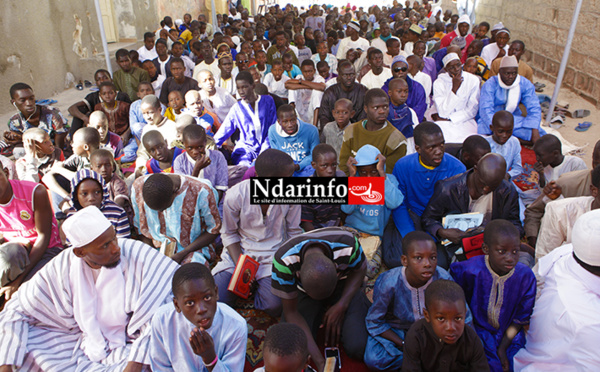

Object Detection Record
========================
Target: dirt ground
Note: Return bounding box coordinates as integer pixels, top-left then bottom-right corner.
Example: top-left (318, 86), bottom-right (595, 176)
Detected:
top-left (1, 75), bottom-right (597, 166)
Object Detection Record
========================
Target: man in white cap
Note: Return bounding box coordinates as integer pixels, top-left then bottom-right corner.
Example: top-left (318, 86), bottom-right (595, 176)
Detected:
top-left (336, 20), bottom-right (370, 60)
top-left (514, 209), bottom-right (600, 370)
top-left (431, 52), bottom-right (480, 143)
top-left (478, 55), bottom-right (544, 145)
top-left (0, 206), bottom-right (179, 372)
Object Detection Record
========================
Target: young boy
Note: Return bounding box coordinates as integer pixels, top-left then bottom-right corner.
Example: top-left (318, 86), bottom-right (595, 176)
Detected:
top-left (300, 144), bottom-right (345, 231)
top-left (64, 169), bottom-right (131, 238)
top-left (68, 69), bottom-right (132, 136)
top-left (402, 279), bottom-right (490, 371)
top-left (533, 133), bottom-right (587, 189)
top-left (183, 90), bottom-right (221, 138)
top-left (137, 32), bottom-right (158, 62)
top-left (131, 173), bottom-right (221, 265)
top-left (282, 53), bottom-right (302, 79)
top-left (142, 130), bottom-right (184, 174)
top-left (263, 59), bottom-right (290, 100)
top-left (87, 111), bottom-right (124, 160)
top-left (90, 149), bottom-right (131, 212)
top-left (450, 219), bottom-right (536, 372)
top-left (197, 69), bottom-right (238, 124)
top-left (113, 49), bottom-right (150, 103)
top-left (311, 41), bottom-right (338, 76)
top-left (42, 127), bottom-right (100, 209)
top-left (174, 124), bottom-right (228, 203)
top-left (150, 263), bottom-right (248, 371)
top-left (136, 95), bottom-right (178, 171)
top-left (294, 33), bottom-right (312, 65)
top-left (216, 53), bottom-right (238, 98)
top-left (171, 41), bottom-right (195, 77)
top-left (322, 98), bottom-right (354, 156)
top-left (387, 78), bottom-right (419, 154)
top-left (5, 83), bottom-right (68, 153)
top-left (364, 231), bottom-right (458, 370)
top-left (142, 59), bottom-right (166, 98)
top-left (159, 58), bottom-right (199, 105)
top-left (360, 49), bottom-right (393, 90)
top-left (16, 128), bottom-right (64, 183)
top-left (164, 90), bottom-right (185, 122)
top-left (286, 60), bottom-right (326, 125)
top-left (94, 82), bottom-right (131, 144)
top-left (316, 61), bottom-right (337, 82)
top-left (384, 38), bottom-right (403, 68)
top-left (254, 323), bottom-right (311, 372)
top-left (339, 88), bottom-right (408, 175)
top-left (254, 50), bottom-right (270, 78)
top-left (267, 104), bottom-right (320, 177)
top-left (341, 145), bottom-right (404, 237)
top-left (212, 149), bottom-right (302, 316)
top-left (213, 71), bottom-right (277, 167)
top-left (485, 110), bottom-right (523, 179)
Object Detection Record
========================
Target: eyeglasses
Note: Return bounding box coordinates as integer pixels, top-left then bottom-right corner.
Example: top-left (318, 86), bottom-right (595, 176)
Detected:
top-left (393, 67), bottom-right (408, 73)
top-left (238, 60), bottom-right (249, 64)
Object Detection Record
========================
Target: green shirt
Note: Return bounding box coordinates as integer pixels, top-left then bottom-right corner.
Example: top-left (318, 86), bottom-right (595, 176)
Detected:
top-left (113, 67), bottom-right (150, 102)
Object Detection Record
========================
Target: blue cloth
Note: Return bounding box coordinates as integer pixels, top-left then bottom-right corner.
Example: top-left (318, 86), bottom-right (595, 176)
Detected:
top-left (382, 76), bottom-right (427, 122)
top-left (129, 100), bottom-right (167, 141)
top-left (284, 64), bottom-right (302, 78)
top-left (477, 76), bottom-right (544, 141)
top-left (214, 95), bottom-right (277, 166)
top-left (432, 47), bottom-right (448, 74)
top-left (268, 120), bottom-right (319, 173)
top-left (341, 174), bottom-right (404, 237)
top-left (450, 255), bottom-right (536, 372)
top-left (121, 137), bottom-right (138, 163)
top-left (392, 153), bottom-right (466, 237)
top-left (364, 266), bottom-right (472, 370)
top-left (388, 102), bottom-right (415, 139)
top-left (485, 135), bottom-right (523, 179)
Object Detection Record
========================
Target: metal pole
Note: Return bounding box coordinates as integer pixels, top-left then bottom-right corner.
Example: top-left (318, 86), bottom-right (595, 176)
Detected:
top-left (211, 0), bottom-right (218, 29)
top-left (545, 0), bottom-right (583, 124)
top-left (93, 0), bottom-right (113, 75)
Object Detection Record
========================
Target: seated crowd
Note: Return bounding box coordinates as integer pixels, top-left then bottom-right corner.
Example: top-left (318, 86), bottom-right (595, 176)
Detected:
top-left (0, 2), bottom-right (597, 372)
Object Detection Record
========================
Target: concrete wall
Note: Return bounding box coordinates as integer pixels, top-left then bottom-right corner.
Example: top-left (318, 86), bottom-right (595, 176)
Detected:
top-left (157, 0), bottom-right (208, 22)
top-left (442, 0), bottom-right (600, 106)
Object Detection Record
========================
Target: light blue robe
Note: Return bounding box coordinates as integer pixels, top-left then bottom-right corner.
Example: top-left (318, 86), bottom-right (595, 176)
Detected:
top-left (477, 76), bottom-right (544, 141)
top-left (364, 266), bottom-right (473, 370)
top-left (150, 302), bottom-right (248, 372)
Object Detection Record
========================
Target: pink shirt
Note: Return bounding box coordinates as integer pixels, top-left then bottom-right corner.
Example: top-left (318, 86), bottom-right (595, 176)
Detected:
top-left (0, 180), bottom-right (62, 249)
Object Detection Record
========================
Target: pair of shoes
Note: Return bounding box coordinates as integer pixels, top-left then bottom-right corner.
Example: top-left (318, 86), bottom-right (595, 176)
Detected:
top-left (575, 121), bottom-right (592, 132)
top-left (569, 109), bottom-right (590, 118)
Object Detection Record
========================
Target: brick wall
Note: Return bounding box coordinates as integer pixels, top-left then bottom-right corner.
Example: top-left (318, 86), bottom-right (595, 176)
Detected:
top-left (442, 0), bottom-right (600, 106)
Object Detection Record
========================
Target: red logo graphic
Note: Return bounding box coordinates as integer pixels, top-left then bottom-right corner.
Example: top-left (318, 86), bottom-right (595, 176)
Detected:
top-left (347, 177), bottom-right (385, 205)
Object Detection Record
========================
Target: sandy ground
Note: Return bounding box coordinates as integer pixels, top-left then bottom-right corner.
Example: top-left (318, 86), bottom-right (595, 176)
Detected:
top-left (1, 75), bottom-right (597, 165)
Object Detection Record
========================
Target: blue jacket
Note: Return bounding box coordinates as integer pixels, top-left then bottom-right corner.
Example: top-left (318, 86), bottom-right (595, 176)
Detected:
top-left (268, 120), bottom-right (320, 172)
top-left (392, 153), bottom-right (466, 237)
top-left (342, 174), bottom-right (404, 237)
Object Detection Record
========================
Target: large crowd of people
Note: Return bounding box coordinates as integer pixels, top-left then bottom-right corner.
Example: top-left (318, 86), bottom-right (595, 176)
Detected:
top-left (0, 1), bottom-right (598, 371)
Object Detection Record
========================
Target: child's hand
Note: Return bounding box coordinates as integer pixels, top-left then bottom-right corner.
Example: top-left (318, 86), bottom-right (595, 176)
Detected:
top-left (321, 302), bottom-right (346, 347)
top-left (438, 228), bottom-right (467, 245)
top-left (543, 181), bottom-right (562, 200)
top-left (23, 138), bottom-right (37, 157)
top-left (3, 131), bottom-right (21, 144)
top-left (346, 156), bottom-right (358, 177)
top-left (497, 346), bottom-right (510, 372)
top-left (533, 161), bottom-right (544, 175)
top-left (193, 154), bottom-right (211, 173)
top-left (189, 328), bottom-right (217, 365)
top-left (376, 154), bottom-right (386, 177)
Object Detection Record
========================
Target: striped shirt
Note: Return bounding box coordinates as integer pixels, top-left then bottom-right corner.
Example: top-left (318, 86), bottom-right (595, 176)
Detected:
top-left (271, 228), bottom-right (365, 300)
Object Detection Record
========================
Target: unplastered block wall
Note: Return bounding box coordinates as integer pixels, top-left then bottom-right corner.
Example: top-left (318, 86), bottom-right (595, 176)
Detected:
top-left (0, 0), bottom-right (105, 114)
top-left (442, 0), bottom-right (600, 106)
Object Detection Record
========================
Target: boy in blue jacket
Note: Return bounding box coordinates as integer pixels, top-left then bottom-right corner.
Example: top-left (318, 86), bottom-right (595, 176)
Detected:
top-left (268, 104), bottom-right (320, 177)
top-left (342, 144), bottom-right (404, 237)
